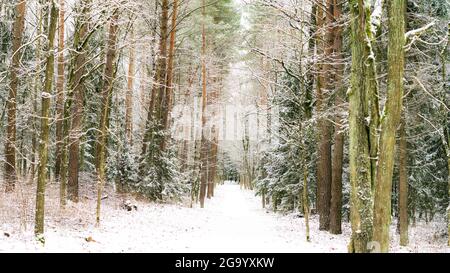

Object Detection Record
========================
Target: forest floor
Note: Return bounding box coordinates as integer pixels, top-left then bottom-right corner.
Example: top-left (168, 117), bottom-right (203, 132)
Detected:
top-left (0, 178), bottom-right (448, 252)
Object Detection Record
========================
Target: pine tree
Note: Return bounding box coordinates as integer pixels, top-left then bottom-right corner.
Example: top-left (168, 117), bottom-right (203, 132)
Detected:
top-left (4, 0), bottom-right (26, 192)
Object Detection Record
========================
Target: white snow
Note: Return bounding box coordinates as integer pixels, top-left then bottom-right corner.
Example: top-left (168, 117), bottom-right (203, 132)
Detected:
top-left (0, 180), bottom-right (448, 253)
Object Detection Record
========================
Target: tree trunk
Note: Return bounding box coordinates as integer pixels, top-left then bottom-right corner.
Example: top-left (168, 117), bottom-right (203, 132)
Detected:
top-left (141, 0), bottom-right (168, 165)
top-left (125, 26), bottom-right (135, 145)
top-left (55, 0), bottom-right (66, 207)
top-left (329, 0), bottom-right (344, 235)
top-left (30, 4), bottom-right (44, 184)
top-left (96, 10), bottom-right (119, 225)
top-left (348, 0), bottom-right (375, 253)
top-left (161, 0), bottom-right (179, 150)
top-left (67, 0), bottom-right (90, 202)
top-left (199, 0), bottom-right (208, 208)
top-left (4, 0), bottom-right (26, 192)
top-left (373, 0), bottom-right (406, 253)
top-left (316, 1), bottom-right (332, 231)
top-left (399, 118), bottom-right (408, 246)
top-left (35, 0), bottom-right (58, 238)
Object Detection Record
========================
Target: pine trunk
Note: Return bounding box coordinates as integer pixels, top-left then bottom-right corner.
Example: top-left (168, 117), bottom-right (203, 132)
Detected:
top-left (67, 1), bottom-right (90, 202)
top-left (161, 0), bottom-right (179, 150)
top-left (199, 0), bottom-right (208, 208)
top-left (55, 0), bottom-right (66, 206)
top-left (4, 0), bottom-right (26, 192)
top-left (399, 119), bottom-right (408, 246)
top-left (141, 0), bottom-right (168, 165)
top-left (125, 26), bottom-right (135, 145)
top-left (316, 1), bottom-right (332, 231)
top-left (329, 0), bottom-right (344, 235)
top-left (96, 10), bottom-right (119, 225)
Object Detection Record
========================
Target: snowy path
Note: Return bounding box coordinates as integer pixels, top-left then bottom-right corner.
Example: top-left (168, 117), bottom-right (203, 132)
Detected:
top-left (0, 182), bottom-right (348, 252)
top-left (174, 182), bottom-right (346, 253)
top-left (1, 181), bottom-right (446, 252)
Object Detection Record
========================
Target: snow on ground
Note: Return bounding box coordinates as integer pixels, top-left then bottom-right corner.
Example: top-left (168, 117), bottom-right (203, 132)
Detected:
top-left (0, 179), bottom-right (448, 252)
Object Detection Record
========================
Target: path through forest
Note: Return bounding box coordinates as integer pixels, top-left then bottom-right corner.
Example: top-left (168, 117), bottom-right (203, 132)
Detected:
top-left (0, 181), bottom-right (348, 252)
top-left (176, 182), bottom-right (348, 252)
top-left (1, 181), bottom-right (447, 252)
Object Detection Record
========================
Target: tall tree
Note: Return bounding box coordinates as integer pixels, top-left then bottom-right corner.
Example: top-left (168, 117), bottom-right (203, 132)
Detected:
top-left (398, 118), bottom-right (408, 246)
top-left (160, 0), bottom-right (179, 150)
top-left (55, 0), bottom-right (66, 206)
top-left (199, 0), bottom-right (208, 208)
top-left (373, 0), bottom-right (406, 253)
top-left (125, 25), bottom-right (135, 144)
top-left (329, 0), bottom-right (344, 235)
top-left (96, 9), bottom-right (119, 224)
top-left (315, 0), bottom-right (332, 231)
top-left (4, 0), bottom-right (26, 192)
top-left (67, 0), bottom-right (91, 202)
top-left (348, 0), bottom-right (376, 253)
top-left (141, 0), bottom-right (168, 163)
top-left (35, 0), bottom-right (58, 239)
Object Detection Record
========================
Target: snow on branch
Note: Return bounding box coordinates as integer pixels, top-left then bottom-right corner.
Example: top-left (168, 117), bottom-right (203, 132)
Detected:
top-left (370, 0), bottom-right (383, 36)
top-left (404, 21), bottom-right (436, 51)
top-left (405, 21), bottom-right (436, 39)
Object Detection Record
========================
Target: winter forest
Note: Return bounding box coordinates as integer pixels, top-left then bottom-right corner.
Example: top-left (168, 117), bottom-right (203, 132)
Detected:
top-left (0, 0), bottom-right (448, 253)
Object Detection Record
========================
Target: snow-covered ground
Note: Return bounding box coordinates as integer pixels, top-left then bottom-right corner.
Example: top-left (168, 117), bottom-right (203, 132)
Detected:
top-left (0, 180), bottom-right (448, 252)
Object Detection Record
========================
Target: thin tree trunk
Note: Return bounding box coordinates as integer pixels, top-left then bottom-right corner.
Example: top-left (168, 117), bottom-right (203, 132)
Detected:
top-left (373, 0), bottom-right (406, 253)
top-left (30, 5), bottom-right (43, 184)
top-left (199, 0), bottom-right (208, 208)
top-left (125, 26), bottom-right (135, 145)
top-left (399, 118), bottom-right (408, 246)
top-left (55, 0), bottom-right (66, 206)
top-left (161, 0), bottom-right (179, 150)
top-left (303, 152), bottom-right (310, 242)
top-left (4, 0), bottom-right (26, 192)
top-left (35, 0), bottom-right (58, 238)
top-left (96, 10), bottom-right (119, 225)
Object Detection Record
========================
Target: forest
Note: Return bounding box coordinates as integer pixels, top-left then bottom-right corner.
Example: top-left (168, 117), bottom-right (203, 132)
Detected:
top-left (0, 0), bottom-right (449, 253)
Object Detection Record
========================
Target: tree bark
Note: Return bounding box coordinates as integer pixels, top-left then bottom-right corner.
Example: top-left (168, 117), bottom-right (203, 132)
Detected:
top-left (96, 10), bottom-right (119, 225)
top-left (199, 0), bottom-right (208, 208)
top-left (141, 0), bottom-right (168, 165)
top-left (125, 26), bottom-right (135, 145)
top-left (67, 0), bottom-right (90, 202)
top-left (55, 0), bottom-right (66, 207)
top-left (348, 0), bottom-right (375, 253)
top-left (316, 0), bottom-right (332, 231)
top-left (399, 118), bottom-right (408, 246)
top-left (4, 0), bottom-right (26, 192)
top-left (373, 0), bottom-right (406, 253)
top-left (329, 0), bottom-right (344, 235)
top-left (161, 0), bottom-right (179, 151)
top-left (35, 0), bottom-right (58, 238)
